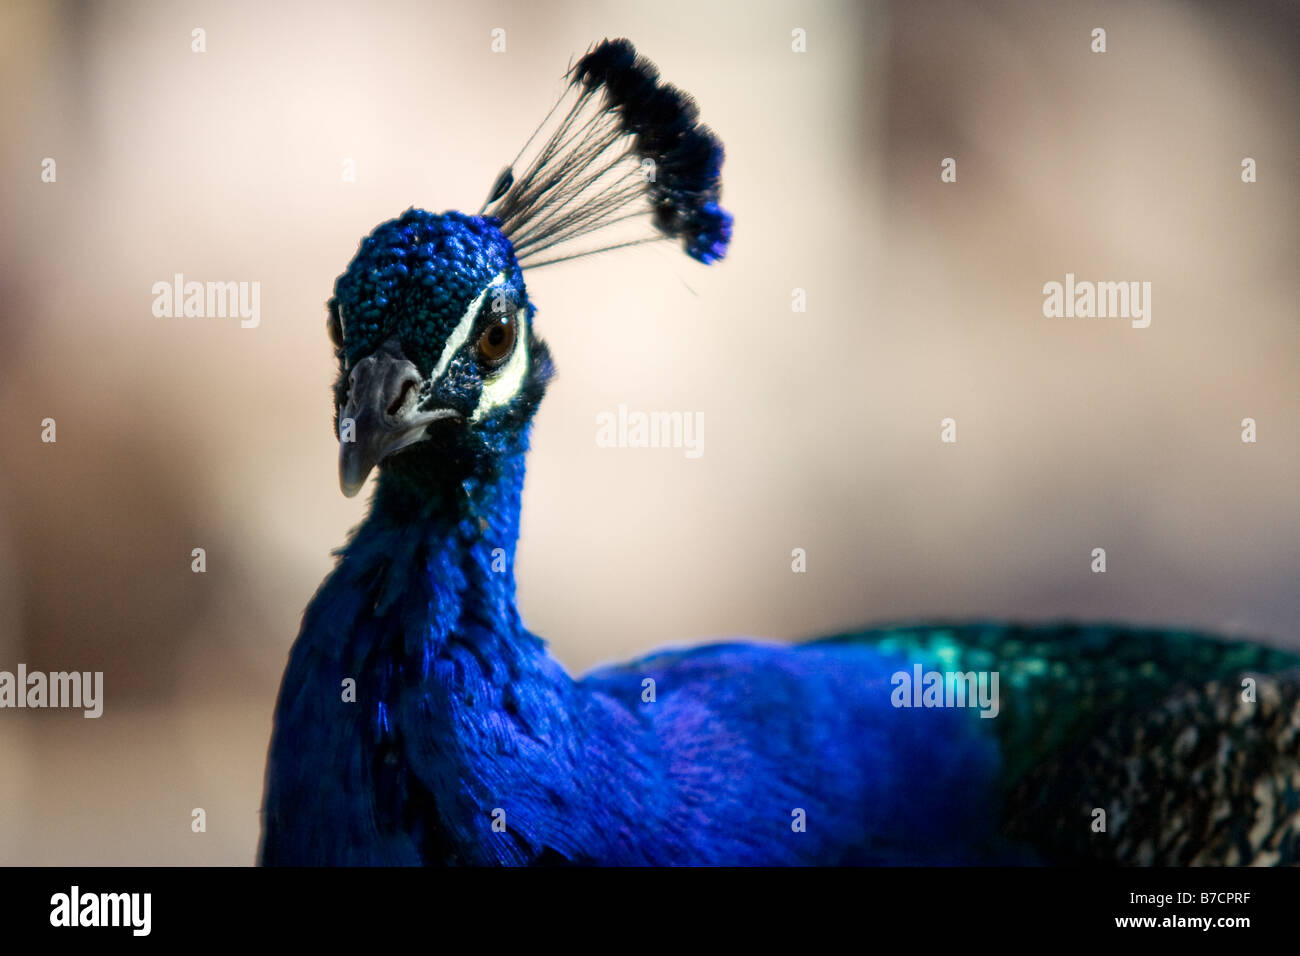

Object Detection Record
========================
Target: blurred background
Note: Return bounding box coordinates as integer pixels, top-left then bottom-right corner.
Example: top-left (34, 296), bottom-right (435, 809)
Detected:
top-left (0, 0), bottom-right (1296, 864)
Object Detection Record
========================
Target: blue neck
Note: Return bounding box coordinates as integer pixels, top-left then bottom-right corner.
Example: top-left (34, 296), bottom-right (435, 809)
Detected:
top-left (267, 429), bottom-right (597, 863)
top-left (342, 445), bottom-right (540, 667)
top-left (348, 441), bottom-right (596, 861)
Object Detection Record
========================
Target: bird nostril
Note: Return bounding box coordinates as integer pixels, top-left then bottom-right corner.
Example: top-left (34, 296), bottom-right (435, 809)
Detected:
top-left (386, 379), bottom-right (417, 419)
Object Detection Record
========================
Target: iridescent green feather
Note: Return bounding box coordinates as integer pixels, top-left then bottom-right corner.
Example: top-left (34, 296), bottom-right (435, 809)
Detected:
top-left (813, 622), bottom-right (1300, 816)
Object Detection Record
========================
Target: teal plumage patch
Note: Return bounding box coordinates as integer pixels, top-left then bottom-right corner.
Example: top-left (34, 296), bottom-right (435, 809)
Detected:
top-left (816, 622), bottom-right (1300, 862)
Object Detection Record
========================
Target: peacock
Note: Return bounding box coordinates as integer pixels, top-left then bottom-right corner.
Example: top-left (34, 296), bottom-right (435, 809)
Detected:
top-left (259, 39), bottom-right (1300, 866)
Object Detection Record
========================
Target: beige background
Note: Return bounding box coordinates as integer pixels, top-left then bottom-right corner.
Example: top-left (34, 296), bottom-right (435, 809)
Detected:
top-left (0, 0), bottom-right (1296, 863)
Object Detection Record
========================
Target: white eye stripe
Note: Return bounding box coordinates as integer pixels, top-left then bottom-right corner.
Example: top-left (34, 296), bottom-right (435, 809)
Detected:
top-left (472, 308), bottom-right (529, 423)
top-left (431, 271), bottom-right (507, 381)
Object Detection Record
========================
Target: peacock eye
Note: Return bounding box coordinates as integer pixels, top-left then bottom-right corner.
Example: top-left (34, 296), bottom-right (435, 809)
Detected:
top-left (476, 312), bottom-right (517, 367)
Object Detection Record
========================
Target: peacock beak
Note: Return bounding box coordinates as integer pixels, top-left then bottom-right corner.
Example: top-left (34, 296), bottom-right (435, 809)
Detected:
top-left (337, 337), bottom-right (460, 497)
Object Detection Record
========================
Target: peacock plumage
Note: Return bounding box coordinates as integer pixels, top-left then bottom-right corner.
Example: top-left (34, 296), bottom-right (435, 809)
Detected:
top-left (259, 39), bottom-right (1300, 866)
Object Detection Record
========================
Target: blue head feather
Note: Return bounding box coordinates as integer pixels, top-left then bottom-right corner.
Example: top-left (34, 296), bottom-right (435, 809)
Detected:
top-left (329, 209), bottom-right (524, 372)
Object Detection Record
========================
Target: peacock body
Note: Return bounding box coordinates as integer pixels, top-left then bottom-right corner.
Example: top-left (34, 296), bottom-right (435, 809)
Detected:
top-left (259, 40), bottom-right (1300, 866)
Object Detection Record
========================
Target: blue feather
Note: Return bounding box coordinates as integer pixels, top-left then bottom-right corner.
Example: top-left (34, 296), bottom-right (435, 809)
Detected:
top-left (262, 444), bottom-right (1019, 864)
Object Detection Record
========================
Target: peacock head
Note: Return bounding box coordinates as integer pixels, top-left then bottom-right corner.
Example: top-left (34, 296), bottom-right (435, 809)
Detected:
top-left (329, 209), bottom-right (552, 497)
top-left (326, 38), bottom-right (732, 500)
